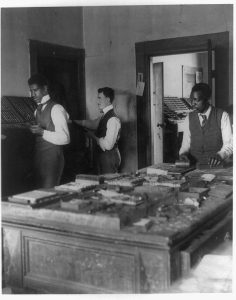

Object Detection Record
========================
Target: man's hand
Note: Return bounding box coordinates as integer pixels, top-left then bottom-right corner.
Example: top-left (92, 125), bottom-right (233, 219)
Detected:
top-left (30, 124), bottom-right (44, 136)
top-left (179, 153), bottom-right (190, 163)
top-left (208, 154), bottom-right (223, 167)
top-left (85, 129), bottom-right (105, 150)
top-left (85, 129), bottom-right (98, 141)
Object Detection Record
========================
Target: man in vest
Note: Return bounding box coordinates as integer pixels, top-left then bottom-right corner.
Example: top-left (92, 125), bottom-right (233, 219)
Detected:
top-left (28, 74), bottom-right (70, 188)
top-left (73, 87), bottom-right (121, 174)
top-left (179, 83), bottom-right (233, 167)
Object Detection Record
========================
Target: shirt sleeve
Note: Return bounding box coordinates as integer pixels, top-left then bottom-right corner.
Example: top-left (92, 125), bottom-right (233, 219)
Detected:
top-left (42, 104), bottom-right (70, 145)
top-left (217, 111), bottom-right (233, 160)
top-left (98, 117), bottom-right (121, 151)
top-left (179, 114), bottom-right (191, 155)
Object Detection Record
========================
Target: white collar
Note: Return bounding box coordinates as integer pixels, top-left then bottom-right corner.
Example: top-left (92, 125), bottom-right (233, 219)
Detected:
top-left (198, 105), bottom-right (212, 119)
top-left (39, 94), bottom-right (50, 105)
top-left (102, 104), bottom-right (113, 114)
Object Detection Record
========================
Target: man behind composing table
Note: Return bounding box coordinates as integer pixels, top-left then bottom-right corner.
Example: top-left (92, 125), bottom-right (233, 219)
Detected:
top-left (28, 74), bottom-right (70, 188)
top-left (179, 83), bottom-right (233, 167)
top-left (73, 87), bottom-right (121, 174)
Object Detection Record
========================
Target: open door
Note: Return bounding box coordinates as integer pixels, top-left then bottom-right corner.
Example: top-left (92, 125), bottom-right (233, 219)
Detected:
top-left (151, 60), bottom-right (164, 164)
top-left (136, 31), bottom-right (230, 169)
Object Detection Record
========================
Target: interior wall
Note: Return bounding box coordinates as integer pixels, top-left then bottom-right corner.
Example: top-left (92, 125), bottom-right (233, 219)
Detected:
top-left (84, 5), bottom-right (233, 172)
top-left (1, 7), bottom-right (84, 97)
top-left (153, 52), bottom-right (208, 98)
top-left (1, 5), bottom-right (233, 173)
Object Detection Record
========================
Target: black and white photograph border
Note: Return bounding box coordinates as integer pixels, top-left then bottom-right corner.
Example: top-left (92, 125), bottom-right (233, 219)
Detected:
top-left (0, 0), bottom-right (235, 299)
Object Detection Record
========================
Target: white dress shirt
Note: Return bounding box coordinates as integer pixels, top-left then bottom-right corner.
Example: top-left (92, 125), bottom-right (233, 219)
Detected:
top-left (97, 105), bottom-right (121, 151)
top-left (35, 95), bottom-right (70, 145)
top-left (179, 105), bottom-right (233, 160)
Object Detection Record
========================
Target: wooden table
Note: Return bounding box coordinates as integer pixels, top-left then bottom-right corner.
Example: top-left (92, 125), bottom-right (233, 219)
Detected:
top-left (2, 169), bottom-right (232, 294)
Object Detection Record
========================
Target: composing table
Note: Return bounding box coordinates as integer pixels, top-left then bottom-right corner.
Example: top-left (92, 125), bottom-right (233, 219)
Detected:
top-left (2, 169), bottom-right (232, 293)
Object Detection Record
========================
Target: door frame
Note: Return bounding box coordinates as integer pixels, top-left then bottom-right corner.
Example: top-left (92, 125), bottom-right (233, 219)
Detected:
top-left (135, 31), bottom-right (229, 169)
top-left (29, 39), bottom-right (86, 119)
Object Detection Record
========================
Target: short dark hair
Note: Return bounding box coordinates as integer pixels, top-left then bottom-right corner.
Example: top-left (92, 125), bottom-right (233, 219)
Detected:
top-left (191, 83), bottom-right (212, 100)
top-left (98, 87), bottom-right (115, 103)
top-left (28, 74), bottom-right (49, 87)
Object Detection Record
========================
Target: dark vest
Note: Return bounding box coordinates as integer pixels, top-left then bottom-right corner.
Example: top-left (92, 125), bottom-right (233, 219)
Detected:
top-left (189, 106), bottom-right (223, 164)
top-left (95, 109), bottom-right (120, 152)
top-left (35, 99), bottom-right (61, 151)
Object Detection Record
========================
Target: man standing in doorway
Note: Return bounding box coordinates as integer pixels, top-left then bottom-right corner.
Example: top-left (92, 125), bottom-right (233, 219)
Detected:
top-left (179, 83), bottom-right (233, 167)
top-left (73, 87), bottom-right (121, 174)
top-left (28, 74), bottom-right (70, 188)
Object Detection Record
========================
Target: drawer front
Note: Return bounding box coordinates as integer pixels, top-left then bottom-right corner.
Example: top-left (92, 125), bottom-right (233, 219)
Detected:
top-left (22, 231), bottom-right (140, 293)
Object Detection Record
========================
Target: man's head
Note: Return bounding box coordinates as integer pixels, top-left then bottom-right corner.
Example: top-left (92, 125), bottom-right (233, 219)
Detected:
top-left (28, 74), bottom-right (49, 104)
top-left (97, 87), bottom-right (114, 112)
top-left (190, 83), bottom-right (211, 113)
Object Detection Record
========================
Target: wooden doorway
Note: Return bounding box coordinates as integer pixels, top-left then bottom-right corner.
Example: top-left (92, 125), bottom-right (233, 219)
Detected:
top-left (135, 32), bottom-right (230, 169)
top-left (29, 40), bottom-right (89, 182)
top-left (29, 40), bottom-right (85, 119)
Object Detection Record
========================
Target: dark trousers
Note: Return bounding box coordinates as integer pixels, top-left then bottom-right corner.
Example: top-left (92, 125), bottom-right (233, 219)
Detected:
top-left (96, 147), bottom-right (121, 174)
top-left (34, 146), bottom-right (64, 188)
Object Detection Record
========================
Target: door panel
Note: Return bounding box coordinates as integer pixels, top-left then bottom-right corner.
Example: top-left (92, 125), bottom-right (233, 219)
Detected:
top-left (214, 34), bottom-right (229, 110)
top-left (208, 39), bottom-right (213, 91)
top-left (151, 62), bottom-right (164, 164)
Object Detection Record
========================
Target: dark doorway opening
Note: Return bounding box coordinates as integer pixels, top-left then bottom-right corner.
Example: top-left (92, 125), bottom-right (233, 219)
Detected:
top-left (37, 56), bottom-right (79, 119)
top-left (30, 39), bottom-right (86, 119)
top-left (30, 40), bottom-right (90, 183)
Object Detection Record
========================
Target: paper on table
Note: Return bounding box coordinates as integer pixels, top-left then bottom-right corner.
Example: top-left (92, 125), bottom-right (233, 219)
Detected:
top-left (11, 190), bottom-right (56, 201)
top-left (201, 174), bottom-right (216, 182)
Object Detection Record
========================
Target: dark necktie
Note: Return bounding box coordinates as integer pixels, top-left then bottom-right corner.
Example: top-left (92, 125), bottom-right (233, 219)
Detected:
top-left (37, 104), bottom-right (44, 112)
top-left (200, 114), bottom-right (207, 127)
